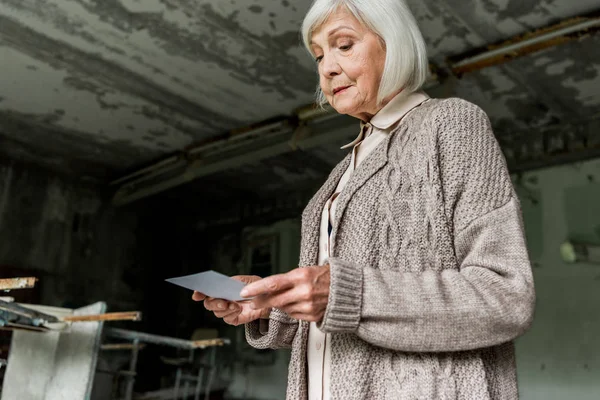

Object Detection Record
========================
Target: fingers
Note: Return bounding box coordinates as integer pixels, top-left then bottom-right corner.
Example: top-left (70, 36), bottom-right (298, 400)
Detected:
top-left (214, 303), bottom-right (240, 318)
top-left (255, 297), bottom-right (324, 323)
top-left (240, 271), bottom-right (300, 298)
top-left (223, 313), bottom-right (243, 326)
top-left (203, 297), bottom-right (231, 312)
top-left (248, 272), bottom-right (317, 311)
top-left (205, 299), bottom-right (242, 323)
top-left (250, 291), bottom-right (297, 311)
top-left (193, 275), bottom-right (261, 302)
top-left (197, 295), bottom-right (257, 326)
top-left (192, 291), bottom-right (206, 301)
top-left (231, 275), bottom-right (261, 284)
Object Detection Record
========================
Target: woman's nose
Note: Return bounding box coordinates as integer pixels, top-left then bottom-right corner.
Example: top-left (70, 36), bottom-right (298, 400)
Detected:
top-left (321, 54), bottom-right (341, 77)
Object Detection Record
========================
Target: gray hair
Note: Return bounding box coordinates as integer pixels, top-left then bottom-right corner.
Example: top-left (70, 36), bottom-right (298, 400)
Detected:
top-left (301, 0), bottom-right (429, 107)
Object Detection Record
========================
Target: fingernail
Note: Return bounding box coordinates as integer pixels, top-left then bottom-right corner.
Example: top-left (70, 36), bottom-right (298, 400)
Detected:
top-left (218, 302), bottom-right (225, 309)
top-left (240, 289), bottom-right (248, 297)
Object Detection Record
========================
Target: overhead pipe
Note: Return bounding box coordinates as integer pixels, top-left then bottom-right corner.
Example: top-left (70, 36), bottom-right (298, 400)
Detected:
top-left (110, 154), bottom-right (182, 186)
top-left (110, 119), bottom-right (291, 190)
top-left (448, 11), bottom-right (600, 75)
top-left (111, 118), bottom-right (357, 206)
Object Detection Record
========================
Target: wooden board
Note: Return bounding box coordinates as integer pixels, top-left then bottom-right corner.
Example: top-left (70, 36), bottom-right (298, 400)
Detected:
top-left (0, 277), bottom-right (37, 291)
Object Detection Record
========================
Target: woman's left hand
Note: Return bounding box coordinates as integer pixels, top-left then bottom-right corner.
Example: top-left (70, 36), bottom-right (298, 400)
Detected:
top-left (240, 265), bottom-right (330, 322)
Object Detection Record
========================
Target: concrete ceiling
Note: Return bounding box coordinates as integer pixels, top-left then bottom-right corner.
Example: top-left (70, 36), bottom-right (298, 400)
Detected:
top-left (0, 0), bottom-right (599, 185)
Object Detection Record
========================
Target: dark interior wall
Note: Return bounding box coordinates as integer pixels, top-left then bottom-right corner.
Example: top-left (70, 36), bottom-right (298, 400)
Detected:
top-left (0, 160), bottom-right (140, 311)
top-left (127, 201), bottom-right (235, 392)
top-left (0, 157), bottom-right (241, 392)
top-left (133, 206), bottom-right (241, 336)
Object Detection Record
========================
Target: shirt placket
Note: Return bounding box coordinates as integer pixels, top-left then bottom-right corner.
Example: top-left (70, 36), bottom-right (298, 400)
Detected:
top-left (312, 123), bottom-right (372, 400)
top-left (319, 129), bottom-right (366, 400)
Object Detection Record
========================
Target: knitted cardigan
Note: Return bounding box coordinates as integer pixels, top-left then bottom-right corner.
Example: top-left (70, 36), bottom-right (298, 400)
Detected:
top-left (245, 98), bottom-right (536, 400)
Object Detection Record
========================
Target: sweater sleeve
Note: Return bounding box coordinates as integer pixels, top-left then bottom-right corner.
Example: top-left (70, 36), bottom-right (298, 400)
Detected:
top-left (318, 98), bottom-right (536, 353)
top-left (245, 308), bottom-right (298, 350)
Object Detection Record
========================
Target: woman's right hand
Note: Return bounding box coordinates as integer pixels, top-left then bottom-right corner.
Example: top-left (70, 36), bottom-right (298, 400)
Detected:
top-left (192, 275), bottom-right (271, 326)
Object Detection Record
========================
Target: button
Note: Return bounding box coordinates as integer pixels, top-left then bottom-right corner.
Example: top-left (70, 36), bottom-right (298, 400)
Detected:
top-left (316, 342), bottom-right (322, 351)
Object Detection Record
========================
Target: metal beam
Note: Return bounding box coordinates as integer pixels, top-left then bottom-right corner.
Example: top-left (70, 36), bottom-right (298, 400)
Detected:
top-left (449, 11), bottom-right (600, 75)
top-left (111, 117), bottom-right (357, 206)
top-left (105, 328), bottom-right (230, 350)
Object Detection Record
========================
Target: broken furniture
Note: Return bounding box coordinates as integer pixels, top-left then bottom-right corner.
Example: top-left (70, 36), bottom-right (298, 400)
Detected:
top-left (0, 299), bottom-right (141, 332)
top-left (1, 301), bottom-right (108, 400)
top-left (102, 328), bottom-right (230, 400)
top-left (0, 277), bottom-right (142, 400)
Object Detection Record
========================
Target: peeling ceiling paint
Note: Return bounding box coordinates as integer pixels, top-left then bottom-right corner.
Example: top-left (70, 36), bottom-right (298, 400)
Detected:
top-left (0, 0), bottom-right (598, 183)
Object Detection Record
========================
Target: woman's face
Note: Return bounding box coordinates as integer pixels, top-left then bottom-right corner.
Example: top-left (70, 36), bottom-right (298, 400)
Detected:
top-left (310, 7), bottom-right (387, 121)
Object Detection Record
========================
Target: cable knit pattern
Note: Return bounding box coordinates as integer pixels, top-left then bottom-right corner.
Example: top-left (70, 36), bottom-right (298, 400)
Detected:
top-left (245, 98), bottom-right (536, 400)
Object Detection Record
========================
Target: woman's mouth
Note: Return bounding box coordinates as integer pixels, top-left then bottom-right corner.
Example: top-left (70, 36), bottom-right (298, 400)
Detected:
top-left (333, 86), bottom-right (350, 95)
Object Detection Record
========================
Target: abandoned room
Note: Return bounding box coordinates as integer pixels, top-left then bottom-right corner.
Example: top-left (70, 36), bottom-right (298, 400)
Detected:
top-left (0, 0), bottom-right (598, 399)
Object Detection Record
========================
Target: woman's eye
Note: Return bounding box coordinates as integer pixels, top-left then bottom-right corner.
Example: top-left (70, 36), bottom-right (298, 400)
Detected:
top-left (315, 55), bottom-right (323, 63)
top-left (339, 43), bottom-right (353, 51)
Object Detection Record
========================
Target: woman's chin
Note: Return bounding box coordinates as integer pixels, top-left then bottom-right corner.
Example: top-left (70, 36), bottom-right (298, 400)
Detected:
top-left (330, 101), bottom-right (358, 116)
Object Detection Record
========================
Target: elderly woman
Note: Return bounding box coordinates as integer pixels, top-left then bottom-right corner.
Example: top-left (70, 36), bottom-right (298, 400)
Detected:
top-left (193, 0), bottom-right (536, 398)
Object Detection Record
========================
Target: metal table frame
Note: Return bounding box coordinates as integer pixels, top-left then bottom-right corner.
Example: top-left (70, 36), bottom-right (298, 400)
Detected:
top-left (103, 328), bottom-right (230, 400)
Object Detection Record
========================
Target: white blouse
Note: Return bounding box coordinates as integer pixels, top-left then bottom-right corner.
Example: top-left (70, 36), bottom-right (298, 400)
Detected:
top-left (307, 91), bottom-right (430, 400)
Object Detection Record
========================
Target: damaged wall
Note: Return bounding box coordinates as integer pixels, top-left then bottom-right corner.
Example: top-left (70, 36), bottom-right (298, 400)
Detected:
top-left (514, 158), bottom-right (600, 400)
top-left (0, 160), bottom-right (140, 310)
